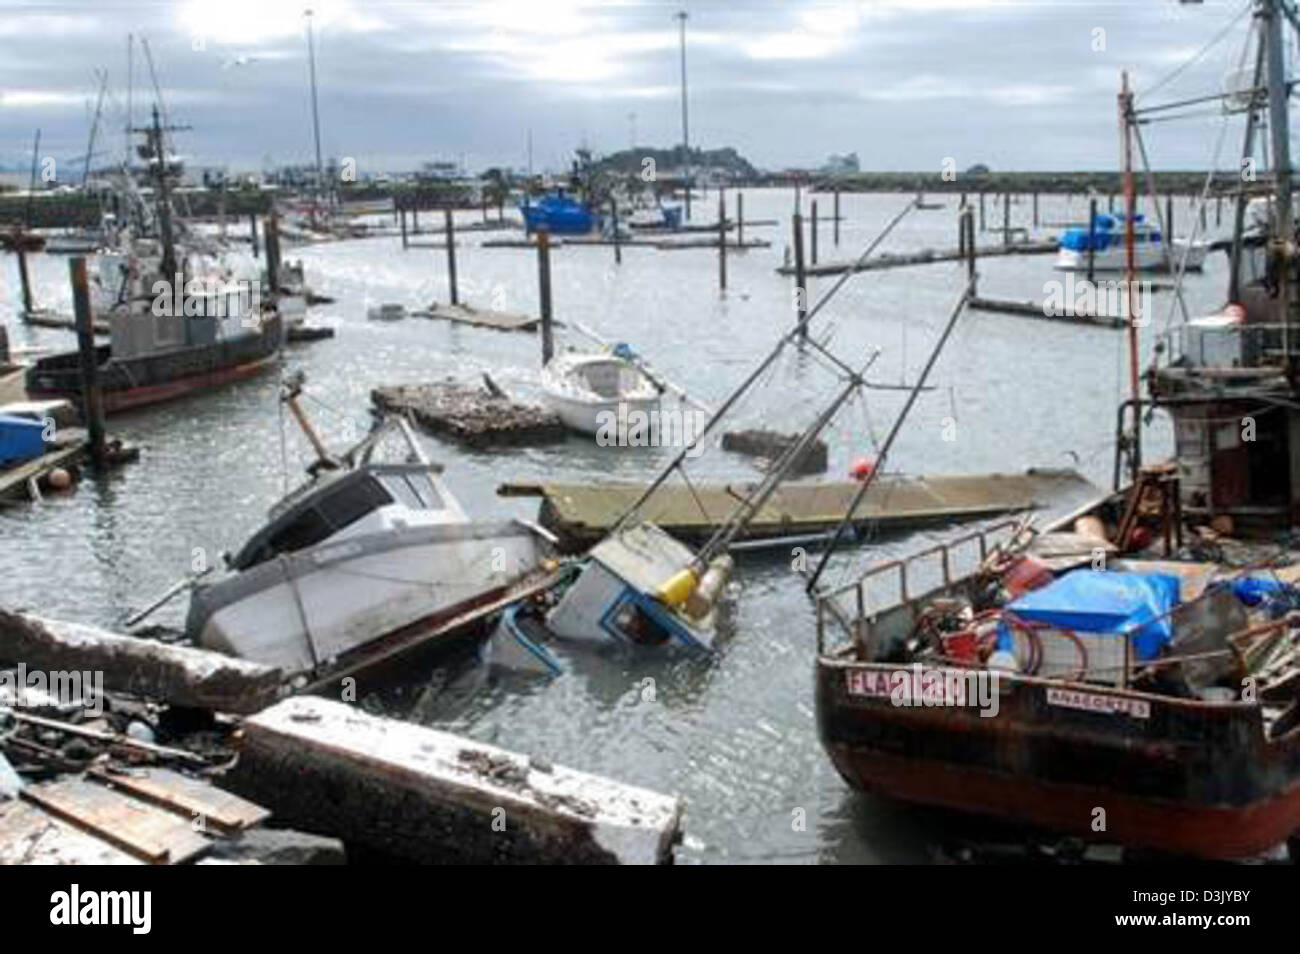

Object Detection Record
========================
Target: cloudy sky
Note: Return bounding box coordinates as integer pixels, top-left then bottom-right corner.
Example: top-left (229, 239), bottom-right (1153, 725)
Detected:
top-left (0, 0), bottom-right (1280, 176)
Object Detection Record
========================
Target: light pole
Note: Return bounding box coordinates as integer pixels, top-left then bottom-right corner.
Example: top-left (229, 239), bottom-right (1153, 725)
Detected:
top-left (677, 10), bottom-right (690, 221)
top-left (305, 8), bottom-right (324, 216)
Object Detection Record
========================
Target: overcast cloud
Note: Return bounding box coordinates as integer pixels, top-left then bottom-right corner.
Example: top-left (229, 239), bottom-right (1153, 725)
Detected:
top-left (0, 0), bottom-right (1279, 175)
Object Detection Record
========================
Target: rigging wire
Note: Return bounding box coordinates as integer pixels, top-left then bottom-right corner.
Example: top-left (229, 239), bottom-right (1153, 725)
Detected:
top-left (1139, 0), bottom-right (1254, 101)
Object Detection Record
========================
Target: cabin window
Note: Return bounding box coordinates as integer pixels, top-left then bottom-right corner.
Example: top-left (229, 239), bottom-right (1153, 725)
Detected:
top-left (265, 508), bottom-right (332, 556)
top-left (316, 477), bottom-right (392, 529)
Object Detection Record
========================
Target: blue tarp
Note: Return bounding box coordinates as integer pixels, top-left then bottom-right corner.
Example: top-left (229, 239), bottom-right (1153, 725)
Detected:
top-left (1001, 570), bottom-right (1180, 661)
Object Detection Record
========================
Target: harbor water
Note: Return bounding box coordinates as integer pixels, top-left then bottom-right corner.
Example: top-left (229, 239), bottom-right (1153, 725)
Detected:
top-left (1, 189), bottom-right (1230, 862)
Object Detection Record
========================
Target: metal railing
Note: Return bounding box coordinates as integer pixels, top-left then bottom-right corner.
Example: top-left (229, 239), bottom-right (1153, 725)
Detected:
top-left (815, 519), bottom-right (1023, 654)
top-left (1156, 321), bottom-right (1300, 373)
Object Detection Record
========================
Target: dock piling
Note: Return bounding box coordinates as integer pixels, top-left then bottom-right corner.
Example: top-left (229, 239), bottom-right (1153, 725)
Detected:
top-left (737, 192), bottom-right (744, 247)
top-left (612, 200), bottom-right (621, 265)
top-left (1087, 197), bottom-right (1097, 283)
top-left (400, 206), bottom-right (408, 249)
top-left (444, 208), bottom-right (458, 306)
top-left (1032, 192), bottom-right (1039, 228)
top-left (250, 212), bottom-right (260, 258)
top-left (833, 189), bottom-right (841, 246)
top-left (70, 257), bottom-right (106, 468)
top-left (265, 212), bottom-right (282, 293)
top-left (979, 191), bottom-right (986, 231)
top-left (537, 228), bottom-right (554, 365)
top-left (963, 207), bottom-right (977, 296)
top-left (792, 211), bottom-right (807, 339)
top-left (1003, 192), bottom-right (1011, 247)
top-left (15, 244), bottom-right (33, 315)
top-left (718, 193), bottom-right (727, 291)
top-left (811, 200), bottom-right (819, 265)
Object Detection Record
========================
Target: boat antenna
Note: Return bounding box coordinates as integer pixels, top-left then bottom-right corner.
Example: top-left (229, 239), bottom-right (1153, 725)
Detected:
top-left (23, 129), bottom-right (40, 231)
top-left (82, 70), bottom-right (108, 186)
top-left (805, 241), bottom-right (976, 594)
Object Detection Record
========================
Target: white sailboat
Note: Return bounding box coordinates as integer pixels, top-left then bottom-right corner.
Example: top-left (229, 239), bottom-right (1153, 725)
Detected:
top-left (540, 350), bottom-right (661, 436)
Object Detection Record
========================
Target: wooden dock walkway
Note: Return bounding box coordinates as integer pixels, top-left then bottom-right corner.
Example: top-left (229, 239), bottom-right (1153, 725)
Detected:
top-left (498, 469), bottom-right (1098, 552)
top-left (775, 240), bottom-right (1059, 277)
top-left (410, 301), bottom-right (540, 332)
top-left (969, 296), bottom-right (1126, 329)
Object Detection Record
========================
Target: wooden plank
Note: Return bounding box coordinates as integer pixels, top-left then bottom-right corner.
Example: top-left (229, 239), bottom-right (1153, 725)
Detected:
top-left (0, 440), bottom-right (86, 502)
top-left (22, 778), bottom-right (211, 864)
top-left (89, 767), bottom-right (270, 835)
top-left (0, 799), bottom-right (141, 865)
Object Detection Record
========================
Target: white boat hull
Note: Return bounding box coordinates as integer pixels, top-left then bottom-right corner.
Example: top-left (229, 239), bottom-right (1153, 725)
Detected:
top-left (543, 390), bottom-right (661, 436)
top-left (1055, 239), bottom-right (1206, 272)
top-left (187, 521), bottom-right (546, 675)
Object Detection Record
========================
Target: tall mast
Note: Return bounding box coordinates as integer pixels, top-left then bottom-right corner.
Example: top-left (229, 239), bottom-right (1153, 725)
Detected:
top-left (125, 33), bottom-right (133, 173)
top-left (1263, 0), bottom-right (1293, 345)
top-left (1120, 71), bottom-right (1140, 407)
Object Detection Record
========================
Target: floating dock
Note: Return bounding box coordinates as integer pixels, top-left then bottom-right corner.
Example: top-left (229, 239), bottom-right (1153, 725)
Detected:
top-left (0, 432), bottom-right (87, 503)
top-left (969, 297), bottom-right (1127, 329)
top-left (776, 240), bottom-right (1058, 277)
top-left (372, 382), bottom-right (566, 447)
top-left (410, 301), bottom-right (541, 332)
top-left (499, 469), bottom-right (1099, 552)
top-left (224, 696), bottom-right (683, 864)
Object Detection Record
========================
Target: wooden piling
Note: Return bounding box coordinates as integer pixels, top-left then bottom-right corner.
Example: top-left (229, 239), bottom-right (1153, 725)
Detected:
top-left (70, 257), bottom-right (105, 468)
top-left (250, 212), bottom-right (260, 258)
top-left (265, 212), bottom-right (282, 293)
top-left (15, 244), bottom-right (33, 315)
top-left (1032, 192), bottom-right (1039, 228)
top-left (833, 189), bottom-right (841, 246)
top-left (811, 200), bottom-right (819, 265)
top-left (612, 200), bottom-right (621, 264)
top-left (737, 192), bottom-right (744, 247)
top-left (979, 191), bottom-right (986, 231)
top-left (1108, 193), bottom-right (1115, 214)
top-left (718, 194), bottom-right (727, 291)
top-left (412, 205), bottom-right (419, 234)
top-left (1166, 196), bottom-right (1174, 252)
top-left (1087, 197), bottom-right (1097, 283)
top-left (958, 208), bottom-right (967, 257)
top-left (400, 206), bottom-right (408, 249)
top-left (792, 211), bottom-right (807, 338)
top-left (537, 228), bottom-right (554, 365)
top-left (444, 208), bottom-right (458, 306)
top-left (1003, 192), bottom-right (1011, 247)
top-left (1216, 194), bottom-right (1222, 227)
top-left (964, 207), bottom-right (977, 296)
top-left (1200, 202), bottom-right (1206, 232)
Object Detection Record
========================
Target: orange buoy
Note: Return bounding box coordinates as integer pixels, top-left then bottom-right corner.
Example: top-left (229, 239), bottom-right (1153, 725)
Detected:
top-left (849, 457), bottom-right (875, 481)
top-left (46, 468), bottom-right (73, 491)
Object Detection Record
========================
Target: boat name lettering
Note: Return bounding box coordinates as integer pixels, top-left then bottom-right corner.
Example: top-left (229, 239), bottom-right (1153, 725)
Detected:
top-left (1045, 686), bottom-right (1150, 719)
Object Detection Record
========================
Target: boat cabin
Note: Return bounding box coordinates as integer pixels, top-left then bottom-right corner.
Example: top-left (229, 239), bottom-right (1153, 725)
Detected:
top-left (230, 464), bottom-right (464, 571)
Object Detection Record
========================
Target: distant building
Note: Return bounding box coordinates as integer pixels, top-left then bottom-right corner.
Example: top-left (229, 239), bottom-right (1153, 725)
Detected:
top-left (965, 163), bottom-right (991, 176)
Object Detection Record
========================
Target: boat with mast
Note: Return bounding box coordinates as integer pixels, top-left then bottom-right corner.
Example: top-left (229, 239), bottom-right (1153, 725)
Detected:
top-left (811, 0), bottom-right (1300, 861)
top-left (25, 106), bottom-right (281, 414)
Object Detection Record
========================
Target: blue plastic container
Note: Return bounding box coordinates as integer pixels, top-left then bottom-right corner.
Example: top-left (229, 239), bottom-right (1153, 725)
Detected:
top-left (0, 415), bottom-right (46, 466)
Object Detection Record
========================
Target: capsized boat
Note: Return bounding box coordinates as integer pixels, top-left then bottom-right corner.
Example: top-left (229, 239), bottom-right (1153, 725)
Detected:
top-left (185, 374), bottom-right (557, 681)
top-left (1055, 212), bottom-right (1207, 272)
top-left (540, 349), bottom-right (661, 436)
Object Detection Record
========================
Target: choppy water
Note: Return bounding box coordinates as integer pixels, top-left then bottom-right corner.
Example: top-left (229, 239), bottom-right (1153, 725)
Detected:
top-left (1, 189), bottom-right (1229, 862)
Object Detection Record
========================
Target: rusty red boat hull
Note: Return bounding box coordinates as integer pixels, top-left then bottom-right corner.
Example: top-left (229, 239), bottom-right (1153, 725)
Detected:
top-left (816, 658), bottom-right (1300, 859)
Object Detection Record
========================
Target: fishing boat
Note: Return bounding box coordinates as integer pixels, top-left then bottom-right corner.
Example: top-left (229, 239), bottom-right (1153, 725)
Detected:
top-left (521, 190), bottom-right (601, 235)
top-left (812, 8), bottom-right (1300, 861)
top-left (184, 373), bottom-right (557, 681)
top-left (1055, 212), bottom-right (1207, 272)
top-left (25, 108), bottom-right (282, 414)
top-left (540, 349), bottom-right (661, 436)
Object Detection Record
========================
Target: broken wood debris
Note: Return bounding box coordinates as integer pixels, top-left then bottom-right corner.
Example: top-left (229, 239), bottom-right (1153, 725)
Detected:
top-left (721, 428), bottom-right (829, 475)
top-left (0, 611), bottom-right (284, 714)
top-left (224, 696), bottom-right (683, 864)
top-left (372, 381), bottom-right (566, 447)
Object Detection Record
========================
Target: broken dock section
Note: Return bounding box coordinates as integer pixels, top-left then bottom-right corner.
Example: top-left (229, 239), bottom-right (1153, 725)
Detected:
top-left (777, 239), bottom-right (1058, 277)
top-left (410, 301), bottom-right (541, 332)
top-left (499, 469), bottom-right (1098, 552)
